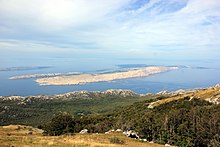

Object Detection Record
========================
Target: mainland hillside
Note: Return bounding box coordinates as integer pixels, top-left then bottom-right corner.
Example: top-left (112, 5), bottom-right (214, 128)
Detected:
top-left (0, 84), bottom-right (220, 146)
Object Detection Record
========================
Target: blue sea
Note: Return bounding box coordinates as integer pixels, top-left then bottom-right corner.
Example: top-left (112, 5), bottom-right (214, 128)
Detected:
top-left (0, 57), bottom-right (220, 96)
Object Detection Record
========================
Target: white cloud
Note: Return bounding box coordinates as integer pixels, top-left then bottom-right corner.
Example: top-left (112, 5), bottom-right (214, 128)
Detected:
top-left (0, 0), bottom-right (130, 31)
top-left (0, 0), bottom-right (220, 60)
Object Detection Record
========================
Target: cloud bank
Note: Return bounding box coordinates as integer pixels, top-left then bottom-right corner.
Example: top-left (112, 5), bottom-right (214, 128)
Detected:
top-left (0, 0), bottom-right (220, 59)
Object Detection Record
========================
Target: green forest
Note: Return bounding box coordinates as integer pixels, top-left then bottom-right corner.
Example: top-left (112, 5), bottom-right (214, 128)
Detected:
top-left (42, 98), bottom-right (220, 147)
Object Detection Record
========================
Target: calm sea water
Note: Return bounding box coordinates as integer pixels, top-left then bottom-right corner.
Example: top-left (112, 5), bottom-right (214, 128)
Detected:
top-left (0, 57), bottom-right (220, 96)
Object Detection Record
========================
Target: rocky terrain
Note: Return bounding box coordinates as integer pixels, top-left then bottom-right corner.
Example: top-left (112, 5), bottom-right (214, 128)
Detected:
top-left (0, 89), bottom-right (138, 102)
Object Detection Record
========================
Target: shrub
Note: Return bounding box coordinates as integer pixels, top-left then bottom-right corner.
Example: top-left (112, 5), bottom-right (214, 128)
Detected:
top-left (109, 137), bottom-right (125, 144)
top-left (42, 112), bottom-right (75, 136)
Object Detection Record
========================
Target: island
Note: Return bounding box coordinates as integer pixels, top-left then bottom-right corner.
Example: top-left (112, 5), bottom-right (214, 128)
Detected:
top-left (35, 66), bottom-right (178, 86)
top-left (0, 66), bottom-right (50, 72)
top-left (9, 72), bottom-right (81, 80)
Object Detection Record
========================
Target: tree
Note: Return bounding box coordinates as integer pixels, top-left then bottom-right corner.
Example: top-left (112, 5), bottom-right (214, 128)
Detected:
top-left (43, 112), bottom-right (75, 136)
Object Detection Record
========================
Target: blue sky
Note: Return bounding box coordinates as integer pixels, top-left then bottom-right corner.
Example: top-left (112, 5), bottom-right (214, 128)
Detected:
top-left (0, 0), bottom-right (220, 60)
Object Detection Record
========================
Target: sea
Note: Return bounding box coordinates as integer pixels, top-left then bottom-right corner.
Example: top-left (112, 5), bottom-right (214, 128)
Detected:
top-left (1, 57), bottom-right (220, 96)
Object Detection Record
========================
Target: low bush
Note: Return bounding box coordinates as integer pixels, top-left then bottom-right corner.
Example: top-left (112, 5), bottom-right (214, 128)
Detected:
top-left (109, 137), bottom-right (125, 144)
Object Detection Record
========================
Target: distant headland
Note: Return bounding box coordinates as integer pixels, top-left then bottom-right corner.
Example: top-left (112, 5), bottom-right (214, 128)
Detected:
top-left (0, 66), bottom-right (51, 72)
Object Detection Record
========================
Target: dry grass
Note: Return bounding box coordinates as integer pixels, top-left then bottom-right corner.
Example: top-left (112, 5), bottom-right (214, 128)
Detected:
top-left (148, 85), bottom-right (220, 108)
top-left (0, 125), bottom-right (165, 147)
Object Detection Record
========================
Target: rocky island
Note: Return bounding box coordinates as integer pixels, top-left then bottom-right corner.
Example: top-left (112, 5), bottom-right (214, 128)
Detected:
top-left (35, 66), bottom-right (178, 86)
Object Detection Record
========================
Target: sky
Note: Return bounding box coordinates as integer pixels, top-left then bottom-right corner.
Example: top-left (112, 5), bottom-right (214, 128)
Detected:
top-left (0, 0), bottom-right (220, 60)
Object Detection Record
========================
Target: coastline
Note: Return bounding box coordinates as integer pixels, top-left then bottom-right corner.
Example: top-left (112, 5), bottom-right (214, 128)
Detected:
top-left (35, 66), bottom-right (178, 86)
